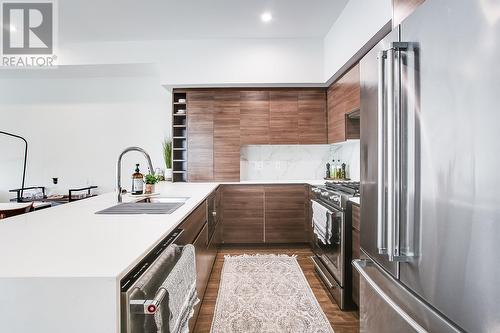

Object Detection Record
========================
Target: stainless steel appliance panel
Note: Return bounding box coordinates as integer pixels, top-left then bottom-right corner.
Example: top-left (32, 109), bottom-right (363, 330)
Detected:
top-left (360, 28), bottom-right (399, 278)
top-left (354, 256), bottom-right (461, 333)
top-left (398, 1), bottom-right (500, 332)
top-left (312, 203), bottom-right (345, 286)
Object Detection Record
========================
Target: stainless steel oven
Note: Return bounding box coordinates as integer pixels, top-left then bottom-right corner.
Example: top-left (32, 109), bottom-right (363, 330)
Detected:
top-left (311, 200), bottom-right (345, 286)
top-left (310, 184), bottom-right (356, 310)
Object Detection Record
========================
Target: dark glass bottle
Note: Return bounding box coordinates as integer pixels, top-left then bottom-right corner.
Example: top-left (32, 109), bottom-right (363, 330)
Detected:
top-left (131, 164), bottom-right (144, 195)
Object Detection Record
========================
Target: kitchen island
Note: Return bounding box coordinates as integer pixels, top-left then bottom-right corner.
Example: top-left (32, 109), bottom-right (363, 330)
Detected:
top-left (0, 180), bottom-right (323, 333)
top-left (0, 182), bottom-right (218, 333)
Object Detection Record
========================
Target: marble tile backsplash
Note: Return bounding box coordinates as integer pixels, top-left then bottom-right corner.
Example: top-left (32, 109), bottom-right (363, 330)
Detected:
top-left (240, 140), bottom-right (360, 181)
top-left (329, 140), bottom-right (360, 181)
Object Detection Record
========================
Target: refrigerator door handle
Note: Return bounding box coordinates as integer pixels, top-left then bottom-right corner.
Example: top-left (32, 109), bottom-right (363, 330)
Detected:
top-left (353, 259), bottom-right (428, 333)
top-left (386, 47), bottom-right (397, 262)
top-left (389, 41), bottom-right (412, 262)
top-left (376, 50), bottom-right (388, 255)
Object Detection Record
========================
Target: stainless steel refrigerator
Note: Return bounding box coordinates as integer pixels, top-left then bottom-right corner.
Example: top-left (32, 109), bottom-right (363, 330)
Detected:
top-left (354, 0), bottom-right (500, 332)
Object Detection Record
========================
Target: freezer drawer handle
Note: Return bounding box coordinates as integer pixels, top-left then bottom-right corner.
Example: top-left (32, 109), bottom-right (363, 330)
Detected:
top-left (353, 259), bottom-right (427, 333)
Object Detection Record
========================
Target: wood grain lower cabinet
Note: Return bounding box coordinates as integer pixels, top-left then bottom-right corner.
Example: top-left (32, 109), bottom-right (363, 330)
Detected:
top-left (222, 185), bottom-right (264, 243)
top-left (193, 224), bottom-right (212, 299)
top-left (264, 185), bottom-right (308, 243)
top-left (221, 185), bottom-right (308, 244)
top-left (187, 91), bottom-right (214, 182)
top-left (351, 202), bottom-right (361, 307)
top-left (176, 200), bottom-right (213, 331)
top-left (270, 91), bottom-right (299, 144)
top-left (213, 91), bottom-right (241, 181)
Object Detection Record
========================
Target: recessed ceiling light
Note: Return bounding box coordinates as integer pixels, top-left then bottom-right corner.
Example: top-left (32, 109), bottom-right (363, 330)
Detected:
top-left (261, 12), bottom-right (272, 23)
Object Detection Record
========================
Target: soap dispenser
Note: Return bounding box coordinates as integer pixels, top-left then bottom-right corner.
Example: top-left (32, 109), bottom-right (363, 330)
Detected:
top-left (131, 164), bottom-right (144, 195)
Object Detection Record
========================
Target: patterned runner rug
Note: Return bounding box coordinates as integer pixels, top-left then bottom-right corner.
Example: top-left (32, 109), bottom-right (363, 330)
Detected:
top-left (210, 254), bottom-right (334, 333)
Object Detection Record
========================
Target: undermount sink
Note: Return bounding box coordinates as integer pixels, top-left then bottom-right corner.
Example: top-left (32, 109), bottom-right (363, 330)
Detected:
top-left (135, 197), bottom-right (189, 204)
top-left (95, 197), bottom-right (190, 215)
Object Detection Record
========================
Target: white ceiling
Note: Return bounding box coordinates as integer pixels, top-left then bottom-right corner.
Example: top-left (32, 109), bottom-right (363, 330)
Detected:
top-left (59, 0), bottom-right (349, 43)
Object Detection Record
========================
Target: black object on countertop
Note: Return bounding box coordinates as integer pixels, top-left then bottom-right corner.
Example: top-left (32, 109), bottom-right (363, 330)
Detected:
top-left (1, 131), bottom-right (28, 199)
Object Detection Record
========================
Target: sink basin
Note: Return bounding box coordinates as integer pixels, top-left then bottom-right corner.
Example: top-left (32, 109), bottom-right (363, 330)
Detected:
top-left (95, 197), bottom-right (190, 215)
top-left (135, 197), bottom-right (189, 204)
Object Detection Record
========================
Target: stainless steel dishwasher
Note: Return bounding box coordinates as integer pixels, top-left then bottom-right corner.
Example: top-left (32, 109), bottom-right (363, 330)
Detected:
top-left (120, 228), bottom-right (184, 333)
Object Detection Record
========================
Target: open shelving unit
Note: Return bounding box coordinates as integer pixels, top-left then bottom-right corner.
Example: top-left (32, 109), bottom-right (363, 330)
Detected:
top-left (172, 90), bottom-right (188, 182)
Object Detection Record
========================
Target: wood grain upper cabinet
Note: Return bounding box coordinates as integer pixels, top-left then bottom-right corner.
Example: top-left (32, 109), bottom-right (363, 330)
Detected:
top-left (327, 64), bottom-right (360, 144)
top-left (187, 91), bottom-right (214, 182)
top-left (222, 185), bottom-right (264, 243)
top-left (392, 0), bottom-right (425, 26)
top-left (240, 91), bottom-right (270, 145)
top-left (298, 90), bottom-right (327, 144)
top-left (213, 91), bottom-right (241, 181)
top-left (264, 185), bottom-right (308, 243)
top-left (270, 91), bottom-right (299, 144)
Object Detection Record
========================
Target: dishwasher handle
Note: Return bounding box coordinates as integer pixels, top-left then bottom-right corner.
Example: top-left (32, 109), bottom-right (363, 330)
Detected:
top-left (130, 287), bottom-right (167, 315)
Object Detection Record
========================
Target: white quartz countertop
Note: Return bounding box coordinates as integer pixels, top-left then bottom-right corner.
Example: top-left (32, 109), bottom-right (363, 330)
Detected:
top-left (0, 180), bottom-right (323, 280)
top-left (226, 179), bottom-right (325, 185)
top-left (0, 182), bottom-right (218, 279)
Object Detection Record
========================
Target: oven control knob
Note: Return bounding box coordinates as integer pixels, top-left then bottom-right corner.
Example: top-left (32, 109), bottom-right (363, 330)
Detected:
top-left (321, 191), bottom-right (329, 197)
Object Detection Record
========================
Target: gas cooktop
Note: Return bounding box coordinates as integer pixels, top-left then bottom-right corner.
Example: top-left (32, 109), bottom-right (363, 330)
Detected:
top-left (325, 181), bottom-right (360, 196)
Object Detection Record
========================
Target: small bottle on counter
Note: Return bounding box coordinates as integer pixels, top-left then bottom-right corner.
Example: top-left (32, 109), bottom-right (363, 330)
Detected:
top-left (131, 164), bottom-right (144, 195)
top-left (341, 163), bottom-right (346, 180)
top-left (326, 162), bottom-right (331, 179)
top-left (336, 160), bottom-right (342, 179)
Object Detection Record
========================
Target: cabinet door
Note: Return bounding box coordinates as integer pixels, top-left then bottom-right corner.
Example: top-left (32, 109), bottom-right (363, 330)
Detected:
top-left (264, 185), bottom-right (308, 243)
top-left (222, 185), bottom-right (264, 243)
top-left (240, 91), bottom-right (270, 145)
top-left (176, 201), bottom-right (207, 246)
top-left (213, 91), bottom-right (240, 181)
top-left (193, 224), bottom-right (211, 298)
top-left (298, 90), bottom-right (327, 144)
top-left (187, 91), bottom-right (214, 181)
top-left (327, 64), bottom-right (360, 143)
top-left (270, 91), bottom-right (299, 144)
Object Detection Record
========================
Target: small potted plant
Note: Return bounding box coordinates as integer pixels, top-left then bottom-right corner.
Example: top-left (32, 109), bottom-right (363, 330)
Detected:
top-left (163, 137), bottom-right (173, 181)
top-left (144, 174), bottom-right (159, 194)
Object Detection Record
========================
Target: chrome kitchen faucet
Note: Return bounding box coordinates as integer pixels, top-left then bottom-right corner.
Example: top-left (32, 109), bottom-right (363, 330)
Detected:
top-left (116, 147), bottom-right (154, 202)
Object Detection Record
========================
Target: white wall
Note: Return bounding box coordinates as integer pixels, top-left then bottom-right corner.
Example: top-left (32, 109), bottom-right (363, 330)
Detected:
top-left (323, 0), bottom-right (392, 81)
top-left (59, 38), bottom-right (324, 86)
top-left (0, 67), bottom-right (170, 201)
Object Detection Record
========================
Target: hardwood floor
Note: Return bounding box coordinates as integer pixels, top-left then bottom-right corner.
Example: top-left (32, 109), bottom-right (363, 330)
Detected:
top-left (193, 245), bottom-right (360, 333)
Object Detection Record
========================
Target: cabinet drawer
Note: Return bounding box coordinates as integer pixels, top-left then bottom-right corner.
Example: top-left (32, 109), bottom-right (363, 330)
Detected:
top-left (177, 201), bottom-right (207, 245)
